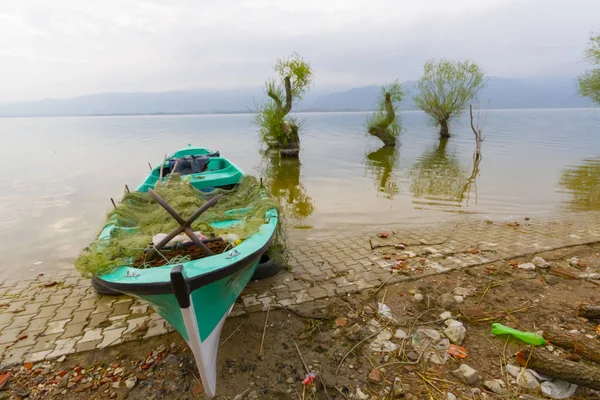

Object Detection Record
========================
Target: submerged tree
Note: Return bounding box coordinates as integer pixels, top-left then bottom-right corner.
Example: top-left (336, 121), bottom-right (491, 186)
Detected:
top-left (254, 53), bottom-right (313, 157)
top-left (413, 60), bottom-right (486, 138)
top-left (578, 32), bottom-right (600, 106)
top-left (366, 81), bottom-right (405, 146)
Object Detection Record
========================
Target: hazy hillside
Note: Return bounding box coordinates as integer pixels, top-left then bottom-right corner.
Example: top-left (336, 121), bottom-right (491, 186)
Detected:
top-left (302, 77), bottom-right (591, 111)
top-left (0, 77), bottom-right (591, 117)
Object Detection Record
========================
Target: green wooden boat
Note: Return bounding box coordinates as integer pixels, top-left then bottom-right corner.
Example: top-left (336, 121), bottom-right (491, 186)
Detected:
top-left (91, 146), bottom-right (278, 398)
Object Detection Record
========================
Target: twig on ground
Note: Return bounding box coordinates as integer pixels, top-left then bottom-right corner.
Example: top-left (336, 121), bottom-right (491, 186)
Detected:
top-left (221, 321), bottom-right (245, 347)
top-left (416, 372), bottom-right (444, 395)
top-left (294, 340), bottom-right (310, 373)
top-left (335, 322), bottom-right (390, 375)
top-left (259, 305), bottom-right (270, 357)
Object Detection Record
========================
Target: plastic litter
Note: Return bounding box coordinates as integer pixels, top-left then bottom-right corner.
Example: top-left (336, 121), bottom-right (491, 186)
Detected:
top-left (491, 323), bottom-right (548, 346)
top-left (377, 303), bottom-right (394, 321)
top-left (302, 373), bottom-right (316, 385)
top-left (370, 328), bottom-right (399, 352)
top-left (447, 344), bottom-right (468, 359)
top-left (541, 380), bottom-right (578, 399)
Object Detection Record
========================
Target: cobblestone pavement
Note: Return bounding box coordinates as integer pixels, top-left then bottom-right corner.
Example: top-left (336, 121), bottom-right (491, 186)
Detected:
top-left (1, 211), bottom-right (600, 367)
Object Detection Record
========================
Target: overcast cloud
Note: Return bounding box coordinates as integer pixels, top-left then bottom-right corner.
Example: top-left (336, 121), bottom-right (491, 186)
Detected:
top-left (0, 0), bottom-right (598, 103)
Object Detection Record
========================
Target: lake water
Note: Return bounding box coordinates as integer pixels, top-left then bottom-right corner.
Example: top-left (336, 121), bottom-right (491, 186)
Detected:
top-left (1, 109), bottom-right (599, 279)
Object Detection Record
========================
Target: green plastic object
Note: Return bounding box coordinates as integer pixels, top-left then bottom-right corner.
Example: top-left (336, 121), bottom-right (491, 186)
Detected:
top-left (491, 323), bottom-right (548, 346)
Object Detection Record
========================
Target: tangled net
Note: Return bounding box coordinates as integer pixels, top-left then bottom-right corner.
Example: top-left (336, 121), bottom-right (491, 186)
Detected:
top-left (75, 175), bottom-right (279, 277)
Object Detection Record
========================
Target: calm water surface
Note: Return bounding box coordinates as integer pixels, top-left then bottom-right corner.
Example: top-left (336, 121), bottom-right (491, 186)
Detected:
top-left (1, 109), bottom-right (599, 278)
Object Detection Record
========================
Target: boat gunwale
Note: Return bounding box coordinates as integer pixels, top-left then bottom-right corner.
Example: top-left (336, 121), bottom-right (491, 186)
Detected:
top-left (94, 217), bottom-right (276, 295)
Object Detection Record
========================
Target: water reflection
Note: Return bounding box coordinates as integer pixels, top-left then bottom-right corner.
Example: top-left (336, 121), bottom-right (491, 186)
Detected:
top-left (410, 139), bottom-right (480, 206)
top-left (364, 146), bottom-right (400, 199)
top-left (260, 150), bottom-right (315, 226)
top-left (559, 157), bottom-right (600, 210)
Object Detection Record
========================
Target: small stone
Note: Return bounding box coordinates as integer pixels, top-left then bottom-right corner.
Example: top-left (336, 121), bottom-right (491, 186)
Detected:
top-left (394, 328), bottom-right (407, 339)
top-left (112, 381), bottom-right (120, 389)
top-left (247, 390), bottom-right (258, 400)
top-left (518, 262), bottom-right (536, 271)
top-left (332, 328), bottom-right (342, 338)
top-left (452, 364), bottom-right (478, 386)
top-left (145, 357), bottom-right (155, 365)
top-left (156, 344), bottom-right (166, 353)
top-left (569, 257), bottom-right (579, 267)
top-left (135, 372), bottom-right (146, 380)
top-left (348, 312), bottom-right (359, 319)
top-left (286, 377), bottom-right (294, 384)
top-left (440, 311), bottom-right (452, 320)
top-left (453, 287), bottom-right (472, 297)
top-left (483, 379), bottom-right (506, 394)
top-left (114, 367), bottom-right (124, 376)
top-left (57, 355), bottom-right (66, 363)
top-left (544, 275), bottom-right (559, 285)
top-left (547, 345), bottom-right (554, 352)
top-left (347, 323), bottom-right (362, 335)
top-left (356, 387), bottom-right (369, 400)
top-left (125, 376), bottom-right (137, 390)
top-left (406, 351), bottom-right (419, 362)
top-left (447, 393), bottom-right (457, 400)
top-left (412, 293), bottom-right (424, 303)
top-left (454, 295), bottom-right (464, 303)
top-left (439, 293), bottom-right (456, 309)
top-left (395, 244), bottom-right (406, 250)
top-left (444, 319), bottom-right (466, 344)
top-left (393, 377), bottom-right (404, 397)
top-left (368, 369), bottom-right (382, 384)
top-left (532, 257), bottom-right (550, 269)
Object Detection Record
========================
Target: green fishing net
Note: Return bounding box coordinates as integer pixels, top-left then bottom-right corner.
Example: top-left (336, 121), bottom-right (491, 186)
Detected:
top-left (75, 175), bottom-right (280, 277)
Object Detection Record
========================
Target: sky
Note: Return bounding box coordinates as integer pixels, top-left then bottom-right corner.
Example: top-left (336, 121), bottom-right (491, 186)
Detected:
top-left (0, 0), bottom-right (599, 103)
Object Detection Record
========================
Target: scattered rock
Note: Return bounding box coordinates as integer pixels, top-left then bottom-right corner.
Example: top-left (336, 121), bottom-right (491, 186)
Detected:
top-left (125, 376), bottom-right (137, 390)
top-left (569, 257), bottom-right (580, 267)
top-left (453, 295), bottom-right (464, 304)
top-left (348, 312), bottom-right (359, 319)
top-left (544, 275), bottom-right (560, 285)
top-left (156, 344), bottom-right (166, 353)
top-left (367, 369), bottom-right (382, 384)
top-left (439, 293), bottom-right (457, 309)
top-left (444, 319), bottom-right (466, 345)
top-left (452, 364), bottom-right (478, 386)
top-left (453, 287), bottom-right (472, 297)
top-left (57, 355), bottom-right (66, 363)
top-left (440, 311), bottom-right (453, 320)
top-left (394, 328), bottom-right (407, 339)
top-left (406, 351), bottom-right (419, 362)
top-left (412, 293), bottom-right (424, 303)
top-left (446, 393), bottom-right (457, 400)
top-left (286, 377), bottom-right (294, 384)
top-left (518, 262), bottom-right (536, 271)
top-left (392, 377), bottom-right (404, 397)
top-left (506, 364), bottom-right (540, 389)
top-left (112, 381), bottom-right (120, 389)
top-left (532, 257), bottom-right (550, 269)
top-left (483, 379), bottom-right (506, 394)
top-left (356, 387), bottom-right (369, 400)
top-left (395, 244), bottom-right (406, 250)
top-left (247, 390), bottom-right (258, 400)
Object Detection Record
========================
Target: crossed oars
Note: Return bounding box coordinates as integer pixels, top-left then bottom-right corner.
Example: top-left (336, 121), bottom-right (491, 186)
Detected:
top-left (146, 189), bottom-right (223, 260)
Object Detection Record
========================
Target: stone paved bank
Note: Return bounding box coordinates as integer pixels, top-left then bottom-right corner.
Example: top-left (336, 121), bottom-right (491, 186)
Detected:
top-left (1, 212), bottom-right (600, 368)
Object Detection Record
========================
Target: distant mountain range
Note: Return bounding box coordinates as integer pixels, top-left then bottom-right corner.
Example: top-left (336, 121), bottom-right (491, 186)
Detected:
top-left (0, 77), bottom-right (591, 117)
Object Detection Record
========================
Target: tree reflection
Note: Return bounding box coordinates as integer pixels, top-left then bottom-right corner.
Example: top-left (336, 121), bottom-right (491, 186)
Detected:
top-left (364, 146), bottom-right (400, 199)
top-left (410, 138), bottom-right (480, 205)
top-left (260, 149), bottom-right (315, 225)
top-left (559, 157), bottom-right (600, 211)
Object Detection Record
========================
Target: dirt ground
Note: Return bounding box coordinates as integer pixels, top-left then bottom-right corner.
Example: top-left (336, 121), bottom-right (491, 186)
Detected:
top-left (2, 244), bottom-right (600, 400)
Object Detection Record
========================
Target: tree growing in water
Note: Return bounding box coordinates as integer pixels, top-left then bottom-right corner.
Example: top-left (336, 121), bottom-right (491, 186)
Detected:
top-left (366, 81), bottom-right (405, 146)
top-left (578, 32), bottom-right (600, 106)
top-left (413, 60), bottom-right (485, 138)
top-left (254, 53), bottom-right (313, 157)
